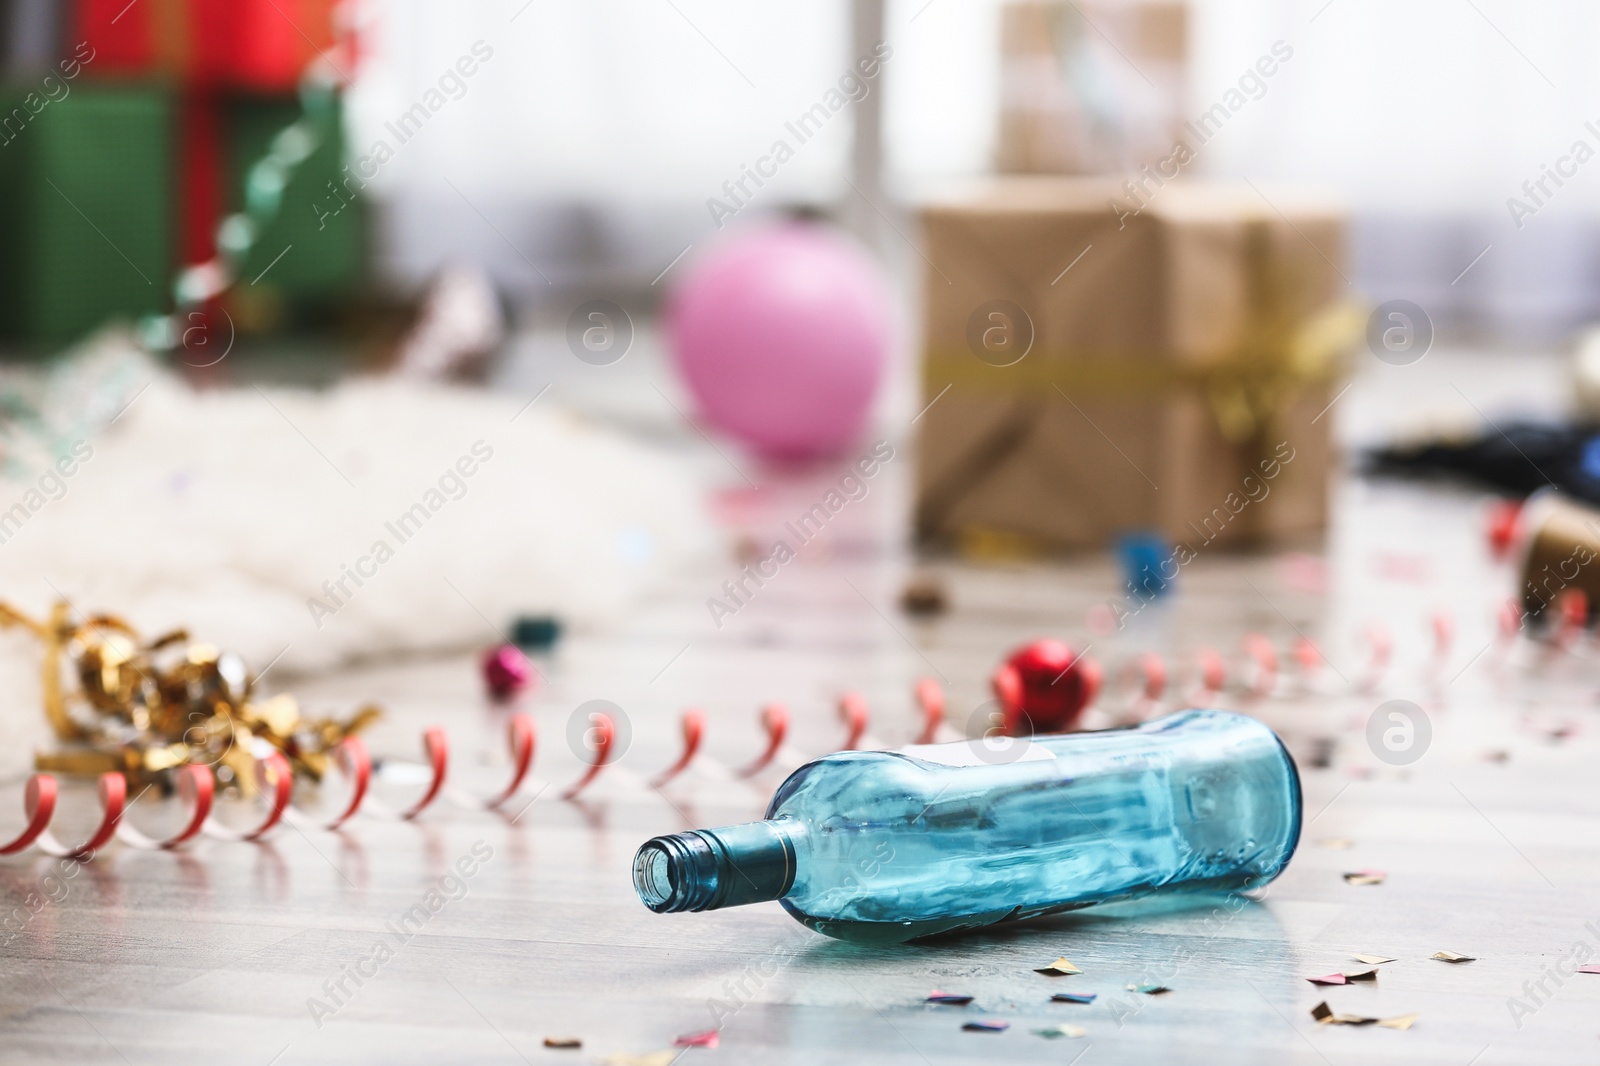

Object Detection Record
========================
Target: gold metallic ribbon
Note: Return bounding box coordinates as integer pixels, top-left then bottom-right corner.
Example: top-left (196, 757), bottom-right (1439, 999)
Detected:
top-left (921, 299), bottom-right (1366, 444)
top-left (0, 600), bottom-right (377, 791)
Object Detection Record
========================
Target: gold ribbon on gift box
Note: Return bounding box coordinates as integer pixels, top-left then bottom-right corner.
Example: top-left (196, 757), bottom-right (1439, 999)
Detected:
top-left (915, 199), bottom-right (1366, 550)
top-left (921, 298), bottom-right (1366, 444)
top-left (916, 249), bottom-right (1364, 550)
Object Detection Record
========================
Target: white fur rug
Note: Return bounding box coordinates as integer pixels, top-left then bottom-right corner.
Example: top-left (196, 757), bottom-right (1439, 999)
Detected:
top-left (0, 334), bottom-right (710, 774)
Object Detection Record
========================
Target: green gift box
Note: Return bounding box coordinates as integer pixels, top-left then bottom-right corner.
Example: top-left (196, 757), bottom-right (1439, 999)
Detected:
top-left (226, 94), bottom-right (364, 302)
top-left (0, 83), bottom-right (173, 348)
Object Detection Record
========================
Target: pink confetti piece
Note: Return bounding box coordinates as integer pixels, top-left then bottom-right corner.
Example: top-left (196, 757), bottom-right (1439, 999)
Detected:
top-left (674, 1029), bottom-right (719, 1049)
top-left (927, 991), bottom-right (975, 1005)
top-left (962, 1020), bottom-right (1009, 1032)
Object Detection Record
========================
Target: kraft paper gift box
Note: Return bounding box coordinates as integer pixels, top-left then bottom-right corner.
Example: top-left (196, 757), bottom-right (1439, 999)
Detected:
top-left (914, 177), bottom-right (1357, 555)
top-left (997, 0), bottom-right (1188, 175)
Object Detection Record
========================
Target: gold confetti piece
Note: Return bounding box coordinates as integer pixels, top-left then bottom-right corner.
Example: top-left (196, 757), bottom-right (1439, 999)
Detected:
top-left (1310, 1002), bottom-right (1354, 1024)
top-left (1317, 837), bottom-right (1355, 849)
top-left (1353, 954), bottom-right (1396, 965)
top-left (1311, 1002), bottom-right (1418, 1029)
top-left (1430, 951), bottom-right (1475, 963)
top-left (1343, 869), bottom-right (1387, 886)
top-left (1034, 957), bottom-right (1084, 976)
top-left (1034, 1025), bottom-right (1087, 1039)
top-left (543, 1037), bottom-right (581, 1049)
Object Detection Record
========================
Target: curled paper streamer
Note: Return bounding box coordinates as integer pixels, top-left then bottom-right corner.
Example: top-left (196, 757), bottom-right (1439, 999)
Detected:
top-left (36, 773), bottom-right (126, 858)
top-left (116, 765), bottom-right (212, 850)
top-left (0, 776), bottom-right (59, 856)
top-left (736, 703), bottom-right (789, 778)
top-left (285, 739), bottom-right (371, 832)
top-left (448, 714), bottom-right (536, 810)
top-left (1359, 620), bottom-right (1393, 691)
top-left (561, 712), bottom-right (615, 800)
top-left (203, 753), bottom-right (293, 842)
top-left (649, 709), bottom-right (705, 789)
top-left (837, 693), bottom-right (870, 751)
top-left (360, 728), bottom-right (449, 821)
top-left (914, 678), bottom-right (945, 745)
top-left (1242, 633), bottom-right (1278, 697)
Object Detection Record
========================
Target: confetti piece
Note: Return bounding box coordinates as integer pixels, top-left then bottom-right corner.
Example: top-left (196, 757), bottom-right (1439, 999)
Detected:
top-left (1311, 1002), bottom-right (1357, 1025)
top-left (1317, 837), bottom-right (1355, 849)
top-left (1125, 983), bottom-right (1170, 995)
top-left (1311, 1002), bottom-right (1418, 1029)
top-left (1034, 957), bottom-right (1084, 976)
top-left (1051, 992), bottom-right (1098, 1004)
top-left (602, 1053), bottom-right (678, 1066)
top-left (674, 1029), bottom-right (720, 1049)
top-left (1430, 951), bottom-right (1475, 963)
top-left (963, 1020), bottom-right (1009, 1032)
top-left (1307, 967), bottom-right (1376, 986)
top-left (1353, 954), bottom-right (1396, 965)
top-left (543, 1037), bottom-right (582, 1049)
top-left (1578, 965), bottom-right (1600, 975)
top-left (1033, 1024), bottom-right (1087, 1039)
top-left (1343, 869), bottom-right (1387, 886)
top-left (927, 991), bottom-right (975, 1006)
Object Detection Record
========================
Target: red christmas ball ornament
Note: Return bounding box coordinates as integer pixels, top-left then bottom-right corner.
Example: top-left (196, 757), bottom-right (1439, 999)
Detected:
top-left (993, 639), bottom-right (1100, 735)
top-left (481, 644), bottom-right (535, 701)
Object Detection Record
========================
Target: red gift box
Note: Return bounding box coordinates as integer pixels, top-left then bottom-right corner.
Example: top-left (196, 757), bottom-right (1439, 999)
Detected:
top-left (74, 0), bottom-right (340, 90)
top-left (72, 0), bottom-right (345, 296)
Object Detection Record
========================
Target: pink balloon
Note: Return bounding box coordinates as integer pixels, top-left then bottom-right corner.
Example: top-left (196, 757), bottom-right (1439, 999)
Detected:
top-left (666, 222), bottom-right (891, 460)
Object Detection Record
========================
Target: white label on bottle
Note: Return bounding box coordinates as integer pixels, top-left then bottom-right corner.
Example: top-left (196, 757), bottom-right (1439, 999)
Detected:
top-left (898, 739), bottom-right (1057, 767)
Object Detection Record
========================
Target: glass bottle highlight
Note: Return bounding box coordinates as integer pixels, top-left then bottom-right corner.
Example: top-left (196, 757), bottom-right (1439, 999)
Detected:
top-left (633, 710), bottom-right (1301, 943)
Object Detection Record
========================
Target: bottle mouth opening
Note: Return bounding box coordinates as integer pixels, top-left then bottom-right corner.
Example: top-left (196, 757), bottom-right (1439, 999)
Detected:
top-left (632, 824), bottom-right (796, 913)
top-left (632, 832), bottom-right (719, 913)
top-left (633, 841), bottom-right (680, 911)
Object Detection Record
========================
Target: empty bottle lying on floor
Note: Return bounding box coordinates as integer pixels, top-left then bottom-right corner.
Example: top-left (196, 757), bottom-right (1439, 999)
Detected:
top-left (632, 709), bottom-right (1302, 944)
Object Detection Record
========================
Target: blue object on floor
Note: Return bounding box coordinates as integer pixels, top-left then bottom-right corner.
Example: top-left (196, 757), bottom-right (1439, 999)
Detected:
top-left (1580, 436), bottom-right (1600, 482)
top-left (510, 615), bottom-right (562, 650)
top-left (632, 709), bottom-right (1302, 944)
top-left (1116, 530), bottom-right (1173, 598)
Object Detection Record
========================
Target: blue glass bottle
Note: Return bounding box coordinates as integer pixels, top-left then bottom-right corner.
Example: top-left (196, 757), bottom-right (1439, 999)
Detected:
top-left (633, 709), bottom-right (1301, 943)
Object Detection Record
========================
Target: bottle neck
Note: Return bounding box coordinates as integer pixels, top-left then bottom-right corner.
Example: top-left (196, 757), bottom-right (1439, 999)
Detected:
top-left (633, 820), bottom-right (798, 913)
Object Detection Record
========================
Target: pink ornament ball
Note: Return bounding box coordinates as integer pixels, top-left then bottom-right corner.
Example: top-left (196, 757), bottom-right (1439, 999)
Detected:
top-left (481, 644), bottom-right (534, 701)
top-left (666, 221), bottom-right (891, 460)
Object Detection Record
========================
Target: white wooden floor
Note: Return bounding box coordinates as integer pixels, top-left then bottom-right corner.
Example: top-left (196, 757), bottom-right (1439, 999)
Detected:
top-left (3, 340), bottom-right (1599, 1064)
